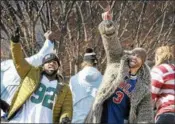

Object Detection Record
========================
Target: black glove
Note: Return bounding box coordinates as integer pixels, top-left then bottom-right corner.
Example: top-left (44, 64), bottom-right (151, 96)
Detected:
top-left (11, 27), bottom-right (20, 43)
top-left (61, 116), bottom-right (71, 124)
top-left (0, 99), bottom-right (10, 113)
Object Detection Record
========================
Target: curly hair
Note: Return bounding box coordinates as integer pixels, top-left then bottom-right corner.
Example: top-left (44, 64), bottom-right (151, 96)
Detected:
top-left (155, 45), bottom-right (175, 66)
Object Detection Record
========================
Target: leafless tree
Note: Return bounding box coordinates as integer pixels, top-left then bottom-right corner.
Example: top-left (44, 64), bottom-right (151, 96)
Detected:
top-left (1, 0), bottom-right (174, 77)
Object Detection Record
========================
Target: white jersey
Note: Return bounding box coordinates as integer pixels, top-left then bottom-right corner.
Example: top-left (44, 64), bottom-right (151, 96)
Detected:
top-left (9, 76), bottom-right (58, 123)
top-left (1, 40), bottom-right (54, 116)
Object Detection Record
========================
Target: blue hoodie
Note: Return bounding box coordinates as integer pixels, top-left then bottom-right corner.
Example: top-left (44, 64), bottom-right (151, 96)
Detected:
top-left (69, 66), bottom-right (103, 123)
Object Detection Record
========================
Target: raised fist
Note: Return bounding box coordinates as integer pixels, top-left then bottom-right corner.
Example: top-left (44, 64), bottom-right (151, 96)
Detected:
top-left (44, 30), bottom-right (56, 41)
top-left (11, 27), bottom-right (20, 43)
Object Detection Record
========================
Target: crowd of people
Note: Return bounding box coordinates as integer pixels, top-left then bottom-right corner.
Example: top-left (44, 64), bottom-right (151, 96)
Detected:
top-left (1, 11), bottom-right (174, 124)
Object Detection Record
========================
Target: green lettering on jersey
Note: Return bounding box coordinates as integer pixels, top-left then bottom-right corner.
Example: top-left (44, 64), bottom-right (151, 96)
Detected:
top-left (31, 83), bottom-right (57, 110)
top-left (42, 87), bottom-right (56, 109)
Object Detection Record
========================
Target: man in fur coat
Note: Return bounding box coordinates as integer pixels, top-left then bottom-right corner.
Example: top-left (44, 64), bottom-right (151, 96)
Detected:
top-left (85, 11), bottom-right (154, 124)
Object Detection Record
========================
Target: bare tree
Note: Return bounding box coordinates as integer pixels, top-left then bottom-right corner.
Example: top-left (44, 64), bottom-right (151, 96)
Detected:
top-left (1, 0), bottom-right (174, 77)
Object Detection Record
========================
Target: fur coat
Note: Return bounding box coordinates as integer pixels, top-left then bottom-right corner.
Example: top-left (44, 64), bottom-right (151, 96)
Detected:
top-left (85, 20), bottom-right (154, 123)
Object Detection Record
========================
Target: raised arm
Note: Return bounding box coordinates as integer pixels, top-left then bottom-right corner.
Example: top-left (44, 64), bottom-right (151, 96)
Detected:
top-left (10, 28), bottom-right (31, 79)
top-left (99, 11), bottom-right (123, 64)
top-left (25, 31), bottom-right (55, 67)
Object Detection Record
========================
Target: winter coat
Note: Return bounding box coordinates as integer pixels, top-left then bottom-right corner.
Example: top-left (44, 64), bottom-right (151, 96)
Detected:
top-left (7, 41), bottom-right (73, 123)
top-left (85, 20), bottom-right (154, 123)
top-left (1, 39), bottom-right (54, 117)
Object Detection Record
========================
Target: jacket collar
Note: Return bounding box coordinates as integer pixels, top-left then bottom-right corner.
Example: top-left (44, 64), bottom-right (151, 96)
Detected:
top-left (130, 63), bottom-right (151, 106)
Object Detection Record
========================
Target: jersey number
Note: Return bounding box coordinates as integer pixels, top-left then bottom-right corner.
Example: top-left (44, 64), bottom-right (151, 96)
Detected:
top-left (113, 91), bottom-right (124, 104)
top-left (31, 83), bottom-right (57, 110)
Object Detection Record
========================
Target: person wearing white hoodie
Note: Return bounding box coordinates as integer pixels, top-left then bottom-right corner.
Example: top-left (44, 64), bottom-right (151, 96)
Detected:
top-left (1, 30), bottom-right (55, 119)
top-left (69, 48), bottom-right (103, 123)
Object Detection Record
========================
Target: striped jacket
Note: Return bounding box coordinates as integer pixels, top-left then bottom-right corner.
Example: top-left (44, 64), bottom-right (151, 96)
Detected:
top-left (151, 64), bottom-right (175, 118)
top-left (7, 41), bottom-right (73, 123)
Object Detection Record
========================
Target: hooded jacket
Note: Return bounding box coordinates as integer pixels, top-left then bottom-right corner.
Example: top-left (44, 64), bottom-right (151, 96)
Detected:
top-left (85, 20), bottom-right (154, 123)
top-left (70, 66), bottom-right (102, 123)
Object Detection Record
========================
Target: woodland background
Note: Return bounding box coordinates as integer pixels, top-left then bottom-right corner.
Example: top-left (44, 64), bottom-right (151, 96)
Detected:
top-left (1, 0), bottom-right (175, 79)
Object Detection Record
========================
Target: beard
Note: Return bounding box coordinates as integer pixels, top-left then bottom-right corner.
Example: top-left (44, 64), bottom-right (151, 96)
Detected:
top-left (129, 61), bottom-right (141, 68)
top-left (129, 64), bottom-right (139, 68)
top-left (43, 69), bottom-right (58, 77)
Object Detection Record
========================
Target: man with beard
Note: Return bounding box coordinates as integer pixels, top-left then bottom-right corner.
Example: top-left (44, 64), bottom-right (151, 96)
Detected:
top-left (6, 28), bottom-right (73, 123)
top-left (1, 30), bottom-right (55, 118)
top-left (85, 10), bottom-right (153, 124)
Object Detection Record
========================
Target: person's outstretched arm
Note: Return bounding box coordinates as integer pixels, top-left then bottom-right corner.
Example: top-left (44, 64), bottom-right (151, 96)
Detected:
top-left (25, 31), bottom-right (56, 67)
top-left (99, 10), bottom-right (123, 64)
top-left (10, 27), bottom-right (32, 79)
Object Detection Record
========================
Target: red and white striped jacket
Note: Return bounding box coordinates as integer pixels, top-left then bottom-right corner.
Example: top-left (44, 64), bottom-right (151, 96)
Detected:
top-left (151, 63), bottom-right (175, 119)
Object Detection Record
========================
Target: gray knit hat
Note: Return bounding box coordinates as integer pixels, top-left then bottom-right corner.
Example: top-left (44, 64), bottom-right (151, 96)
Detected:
top-left (132, 48), bottom-right (147, 63)
top-left (42, 53), bottom-right (60, 66)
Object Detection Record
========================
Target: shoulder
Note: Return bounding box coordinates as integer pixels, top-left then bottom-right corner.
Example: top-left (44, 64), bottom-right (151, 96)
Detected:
top-left (151, 64), bottom-right (174, 75)
top-left (1, 60), bottom-right (14, 71)
top-left (69, 73), bottom-right (78, 84)
top-left (59, 82), bottom-right (71, 91)
top-left (70, 74), bottom-right (77, 80)
top-left (143, 63), bottom-right (151, 73)
top-left (31, 66), bottom-right (42, 73)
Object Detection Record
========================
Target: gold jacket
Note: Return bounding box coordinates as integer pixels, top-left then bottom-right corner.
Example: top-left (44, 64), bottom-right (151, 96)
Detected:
top-left (8, 41), bottom-right (73, 123)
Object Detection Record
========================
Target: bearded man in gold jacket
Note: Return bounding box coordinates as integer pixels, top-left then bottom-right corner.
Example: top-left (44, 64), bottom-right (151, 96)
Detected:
top-left (6, 28), bottom-right (72, 123)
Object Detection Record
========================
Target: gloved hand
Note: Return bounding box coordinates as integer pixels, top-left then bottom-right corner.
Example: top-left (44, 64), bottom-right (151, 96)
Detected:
top-left (0, 99), bottom-right (10, 113)
top-left (11, 27), bottom-right (20, 43)
top-left (61, 116), bottom-right (71, 124)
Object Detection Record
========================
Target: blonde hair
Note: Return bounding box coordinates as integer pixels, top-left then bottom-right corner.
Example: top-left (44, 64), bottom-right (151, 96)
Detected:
top-left (81, 61), bottom-right (95, 69)
top-left (155, 45), bottom-right (174, 66)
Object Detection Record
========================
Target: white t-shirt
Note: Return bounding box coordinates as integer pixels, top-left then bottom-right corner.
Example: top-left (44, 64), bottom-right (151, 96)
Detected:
top-left (9, 76), bottom-right (58, 123)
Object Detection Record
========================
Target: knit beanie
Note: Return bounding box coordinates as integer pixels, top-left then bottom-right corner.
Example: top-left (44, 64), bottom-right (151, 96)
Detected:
top-left (132, 48), bottom-right (147, 63)
top-left (42, 53), bottom-right (60, 66)
top-left (83, 48), bottom-right (97, 64)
